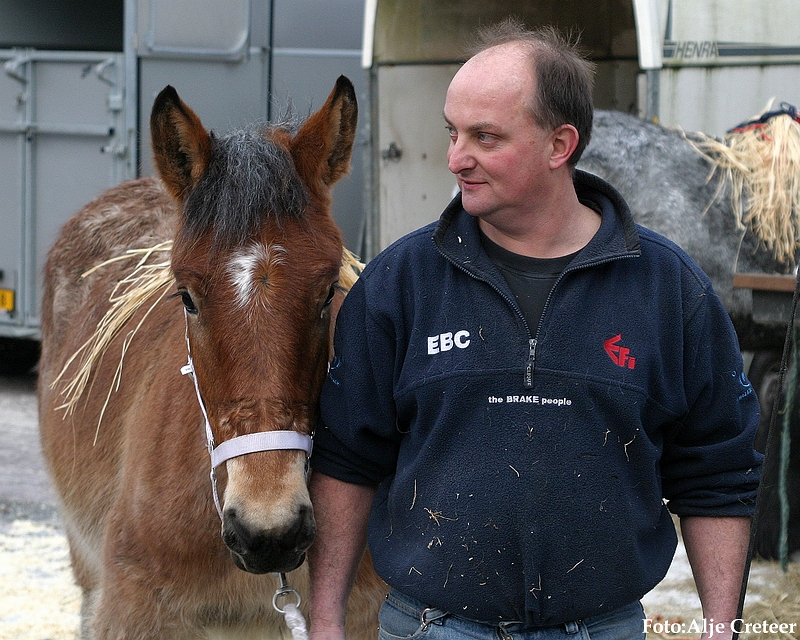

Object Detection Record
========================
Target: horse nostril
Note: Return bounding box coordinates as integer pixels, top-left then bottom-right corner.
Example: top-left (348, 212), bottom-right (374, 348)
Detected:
top-left (290, 504), bottom-right (316, 550)
top-left (278, 504), bottom-right (312, 548)
top-left (297, 504), bottom-right (310, 521)
top-left (223, 508), bottom-right (254, 550)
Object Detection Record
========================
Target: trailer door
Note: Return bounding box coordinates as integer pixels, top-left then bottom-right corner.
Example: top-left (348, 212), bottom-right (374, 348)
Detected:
top-left (0, 49), bottom-right (130, 338)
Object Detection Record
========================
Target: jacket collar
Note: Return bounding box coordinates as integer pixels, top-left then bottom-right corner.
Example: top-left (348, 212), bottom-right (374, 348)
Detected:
top-left (433, 169), bottom-right (641, 279)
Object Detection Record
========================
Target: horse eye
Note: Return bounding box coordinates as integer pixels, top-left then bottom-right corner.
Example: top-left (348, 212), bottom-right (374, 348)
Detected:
top-left (323, 284), bottom-right (337, 308)
top-left (179, 290), bottom-right (198, 315)
top-left (319, 284), bottom-right (338, 318)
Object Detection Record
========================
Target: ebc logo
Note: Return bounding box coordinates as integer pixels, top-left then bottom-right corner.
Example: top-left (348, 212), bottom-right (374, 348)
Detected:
top-left (428, 330), bottom-right (470, 355)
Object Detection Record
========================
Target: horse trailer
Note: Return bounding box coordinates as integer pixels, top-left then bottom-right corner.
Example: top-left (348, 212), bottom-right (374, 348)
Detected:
top-left (4, 0), bottom-right (799, 359)
top-left (362, 0), bottom-right (800, 256)
top-left (0, 0), bottom-right (367, 371)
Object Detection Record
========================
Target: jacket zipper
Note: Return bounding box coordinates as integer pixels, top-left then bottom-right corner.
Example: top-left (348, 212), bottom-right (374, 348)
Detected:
top-left (524, 254), bottom-right (638, 386)
top-left (436, 241), bottom-right (637, 388)
top-left (525, 338), bottom-right (537, 388)
top-left (433, 251), bottom-right (537, 387)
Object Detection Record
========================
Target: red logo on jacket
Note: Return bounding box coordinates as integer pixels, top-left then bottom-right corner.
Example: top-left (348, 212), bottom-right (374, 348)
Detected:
top-left (604, 334), bottom-right (636, 369)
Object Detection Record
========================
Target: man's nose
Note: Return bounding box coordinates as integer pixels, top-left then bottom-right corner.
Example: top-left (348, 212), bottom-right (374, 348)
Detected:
top-left (447, 139), bottom-right (473, 174)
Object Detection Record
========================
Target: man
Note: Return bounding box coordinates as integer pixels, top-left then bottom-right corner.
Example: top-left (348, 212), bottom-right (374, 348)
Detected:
top-left (308, 20), bottom-right (761, 640)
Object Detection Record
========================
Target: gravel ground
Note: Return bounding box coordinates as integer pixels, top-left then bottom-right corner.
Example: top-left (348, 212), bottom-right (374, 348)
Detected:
top-left (0, 372), bottom-right (81, 640)
top-left (0, 510), bottom-right (80, 640)
top-left (0, 371), bottom-right (795, 640)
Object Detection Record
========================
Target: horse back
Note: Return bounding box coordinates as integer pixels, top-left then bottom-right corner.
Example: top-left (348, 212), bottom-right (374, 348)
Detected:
top-left (38, 176), bottom-right (181, 583)
top-left (40, 177), bottom-right (175, 355)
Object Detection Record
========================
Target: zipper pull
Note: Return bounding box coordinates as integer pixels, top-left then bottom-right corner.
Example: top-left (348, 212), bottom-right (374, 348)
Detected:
top-left (524, 338), bottom-right (537, 388)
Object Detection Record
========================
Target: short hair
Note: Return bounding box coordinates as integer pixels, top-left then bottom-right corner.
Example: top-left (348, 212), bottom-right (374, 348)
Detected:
top-left (469, 18), bottom-right (596, 166)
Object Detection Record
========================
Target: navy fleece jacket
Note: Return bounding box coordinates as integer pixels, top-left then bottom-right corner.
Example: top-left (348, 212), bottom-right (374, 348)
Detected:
top-left (311, 170), bottom-right (762, 626)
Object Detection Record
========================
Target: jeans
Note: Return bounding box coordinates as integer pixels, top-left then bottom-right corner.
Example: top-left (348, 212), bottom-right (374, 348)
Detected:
top-left (378, 589), bottom-right (646, 640)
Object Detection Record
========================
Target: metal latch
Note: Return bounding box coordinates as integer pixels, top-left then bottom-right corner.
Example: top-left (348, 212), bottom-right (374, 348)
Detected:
top-left (4, 55), bottom-right (29, 84)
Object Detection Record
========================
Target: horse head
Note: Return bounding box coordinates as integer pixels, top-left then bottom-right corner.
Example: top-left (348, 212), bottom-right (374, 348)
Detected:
top-left (149, 78), bottom-right (357, 574)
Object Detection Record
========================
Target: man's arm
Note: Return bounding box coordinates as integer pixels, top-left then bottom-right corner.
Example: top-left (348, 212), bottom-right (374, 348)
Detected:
top-left (308, 471), bottom-right (377, 640)
top-left (680, 516), bottom-right (751, 640)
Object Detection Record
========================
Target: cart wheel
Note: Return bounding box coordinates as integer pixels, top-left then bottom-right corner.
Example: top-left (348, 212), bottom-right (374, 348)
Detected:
top-left (0, 338), bottom-right (40, 375)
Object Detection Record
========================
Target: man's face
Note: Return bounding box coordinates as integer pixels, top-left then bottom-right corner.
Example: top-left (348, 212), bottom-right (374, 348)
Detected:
top-left (443, 45), bottom-right (555, 223)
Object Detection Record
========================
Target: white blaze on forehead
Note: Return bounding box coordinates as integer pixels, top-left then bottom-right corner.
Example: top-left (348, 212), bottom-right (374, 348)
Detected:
top-left (227, 242), bottom-right (288, 308)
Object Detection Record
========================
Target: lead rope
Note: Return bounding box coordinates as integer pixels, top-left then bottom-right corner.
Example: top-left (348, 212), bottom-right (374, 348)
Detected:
top-left (179, 309), bottom-right (310, 639)
top-left (274, 573), bottom-right (309, 640)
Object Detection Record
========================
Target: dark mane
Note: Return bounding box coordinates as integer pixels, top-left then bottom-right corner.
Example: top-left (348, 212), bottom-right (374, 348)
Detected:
top-left (180, 124), bottom-right (309, 250)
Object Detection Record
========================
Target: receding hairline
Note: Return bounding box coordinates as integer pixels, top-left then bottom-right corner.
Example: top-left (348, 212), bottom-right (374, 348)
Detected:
top-left (465, 19), bottom-right (580, 58)
top-left (450, 41), bottom-right (540, 125)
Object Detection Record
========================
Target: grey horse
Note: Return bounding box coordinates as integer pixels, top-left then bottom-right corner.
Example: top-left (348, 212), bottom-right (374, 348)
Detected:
top-left (580, 110), bottom-right (791, 351)
top-left (579, 110), bottom-right (799, 560)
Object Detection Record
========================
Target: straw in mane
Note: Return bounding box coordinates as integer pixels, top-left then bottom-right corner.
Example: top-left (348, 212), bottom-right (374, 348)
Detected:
top-left (52, 243), bottom-right (363, 427)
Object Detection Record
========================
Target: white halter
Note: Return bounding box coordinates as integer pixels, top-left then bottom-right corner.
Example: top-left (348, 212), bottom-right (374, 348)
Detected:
top-left (180, 309), bottom-right (311, 640)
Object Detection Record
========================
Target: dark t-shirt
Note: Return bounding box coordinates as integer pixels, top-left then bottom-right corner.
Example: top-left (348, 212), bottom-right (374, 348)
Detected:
top-left (480, 231), bottom-right (577, 334)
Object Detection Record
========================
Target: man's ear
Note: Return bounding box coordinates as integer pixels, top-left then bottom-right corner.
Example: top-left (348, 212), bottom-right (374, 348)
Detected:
top-left (549, 124), bottom-right (580, 170)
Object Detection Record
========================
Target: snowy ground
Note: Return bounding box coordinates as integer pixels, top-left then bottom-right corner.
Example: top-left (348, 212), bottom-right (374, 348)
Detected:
top-left (0, 510), bottom-right (80, 640)
top-left (0, 372), bottom-right (80, 640)
top-left (641, 531), bottom-right (799, 640)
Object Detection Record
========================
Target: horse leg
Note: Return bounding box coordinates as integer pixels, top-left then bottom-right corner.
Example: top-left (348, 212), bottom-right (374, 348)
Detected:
top-left (61, 524), bottom-right (102, 640)
top-left (85, 508), bottom-right (193, 640)
top-left (79, 587), bottom-right (99, 640)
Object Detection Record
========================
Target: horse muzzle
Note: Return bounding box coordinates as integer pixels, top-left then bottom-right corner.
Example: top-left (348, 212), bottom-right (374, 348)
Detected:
top-left (221, 503), bottom-right (316, 574)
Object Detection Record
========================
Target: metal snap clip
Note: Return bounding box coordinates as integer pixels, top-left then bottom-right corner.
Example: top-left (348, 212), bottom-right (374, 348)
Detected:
top-left (272, 584), bottom-right (302, 614)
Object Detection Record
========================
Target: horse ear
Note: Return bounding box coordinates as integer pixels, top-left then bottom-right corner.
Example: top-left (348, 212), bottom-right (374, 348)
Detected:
top-left (150, 85), bottom-right (212, 201)
top-left (290, 76), bottom-right (358, 192)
